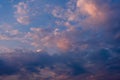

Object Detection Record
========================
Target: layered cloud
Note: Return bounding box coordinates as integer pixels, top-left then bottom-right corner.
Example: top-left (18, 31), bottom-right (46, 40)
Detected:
top-left (0, 48), bottom-right (119, 80)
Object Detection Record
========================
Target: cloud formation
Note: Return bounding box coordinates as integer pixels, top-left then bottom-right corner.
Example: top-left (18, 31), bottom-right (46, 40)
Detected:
top-left (14, 2), bottom-right (30, 25)
top-left (14, 0), bottom-right (119, 55)
top-left (0, 0), bottom-right (119, 55)
top-left (26, 27), bottom-right (72, 54)
top-left (0, 48), bottom-right (119, 80)
top-left (0, 0), bottom-right (120, 80)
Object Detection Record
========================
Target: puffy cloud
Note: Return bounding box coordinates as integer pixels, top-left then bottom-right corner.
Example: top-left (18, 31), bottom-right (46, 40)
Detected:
top-left (50, 0), bottom-right (120, 52)
top-left (1, 0), bottom-right (118, 55)
top-left (26, 27), bottom-right (72, 54)
top-left (14, 2), bottom-right (30, 25)
top-left (56, 38), bottom-right (70, 52)
top-left (52, 0), bottom-right (119, 29)
top-left (76, 0), bottom-right (105, 18)
top-left (76, 0), bottom-right (106, 26)
top-left (0, 24), bottom-right (24, 40)
top-left (0, 24), bottom-right (20, 41)
top-left (0, 24), bottom-right (32, 53)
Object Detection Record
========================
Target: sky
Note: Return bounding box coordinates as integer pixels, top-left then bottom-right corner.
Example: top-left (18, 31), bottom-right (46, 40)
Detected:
top-left (0, 0), bottom-right (120, 80)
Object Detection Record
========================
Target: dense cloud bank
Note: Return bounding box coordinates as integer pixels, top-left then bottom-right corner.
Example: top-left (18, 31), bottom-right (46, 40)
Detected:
top-left (0, 48), bottom-right (120, 80)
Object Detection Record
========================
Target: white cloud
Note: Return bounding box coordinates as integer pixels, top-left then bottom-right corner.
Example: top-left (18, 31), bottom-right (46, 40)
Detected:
top-left (14, 2), bottom-right (30, 25)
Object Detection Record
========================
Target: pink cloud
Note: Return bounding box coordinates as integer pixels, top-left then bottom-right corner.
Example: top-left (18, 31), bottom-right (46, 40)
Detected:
top-left (14, 2), bottom-right (30, 25)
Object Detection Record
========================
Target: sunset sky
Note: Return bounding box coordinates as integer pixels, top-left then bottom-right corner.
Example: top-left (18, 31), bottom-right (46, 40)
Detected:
top-left (0, 0), bottom-right (120, 80)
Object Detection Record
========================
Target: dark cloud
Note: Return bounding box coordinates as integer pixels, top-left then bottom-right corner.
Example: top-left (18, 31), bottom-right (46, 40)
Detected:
top-left (0, 59), bottom-right (19, 75)
top-left (0, 47), bottom-right (119, 80)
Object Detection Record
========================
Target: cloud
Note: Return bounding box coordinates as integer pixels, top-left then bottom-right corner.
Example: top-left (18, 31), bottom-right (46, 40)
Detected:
top-left (14, 2), bottom-right (30, 25)
top-left (26, 27), bottom-right (72, 54)
top-left (0, 35), bottom-right (10, 40)
top-left (51, 0), bottom-right (120, 29)
top-left (56, 38), bottom-right (71, 52)
top-left (76, 0), bottom-right (105, 18)
top-left (76, 0), bottom-right (106, 26)
top-left (1, 0), bottom-right (119, 55)
top-left (0, 23), bottom-right (32, 53)
top-left (0, 0), bottom-right (120, 79)
top-left (0, 48), bottom-right (119, 80)
top-left (0, 46), bottom-right (14, 53)
top-left (0, 23), bottom-right (25, 40)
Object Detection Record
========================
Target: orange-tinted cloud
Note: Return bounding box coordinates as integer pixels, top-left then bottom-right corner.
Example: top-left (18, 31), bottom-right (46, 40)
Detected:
top-left (56, 38), bottom-right (71, 52)
top-left (77, 0), bottom-right (103, 18)
top-left (76, 0), bottom-right (107, 27)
